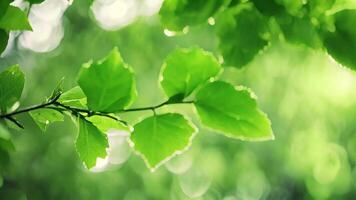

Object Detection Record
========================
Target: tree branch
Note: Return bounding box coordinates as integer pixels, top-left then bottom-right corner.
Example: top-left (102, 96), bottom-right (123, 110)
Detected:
top-left (0, 93), bottom-right (61, 119)
top-left (0, 94), bottom-right (194, 129)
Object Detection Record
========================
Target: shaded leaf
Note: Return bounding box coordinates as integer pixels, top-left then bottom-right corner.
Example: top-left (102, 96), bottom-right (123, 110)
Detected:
top-left (323, 9), bottom-right (356, 70)
top-left (275, 0), bottom-right (305, 16)
top-left (0, 0), bottom-right (11, 20)
top-left (276, 14), bottom-right (322, 48)
top-left (0, 29), bottom-right (8, 54)
top-left (159, 0), bottom-right (227, 31)
top-left (251, 0), bottom-right (284, 16)
top-left (0, 124), bottom-right (14, 156)
top-left (0, 65), bottom-right (25, 112)
top-left (216, 4), bottom-right (269, 68)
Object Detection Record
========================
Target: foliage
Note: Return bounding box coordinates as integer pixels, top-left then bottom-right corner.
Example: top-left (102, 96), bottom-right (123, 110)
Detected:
top-left (0, 47), bottom-right (273, 172)
top-left (322, 9), bottom-right (356, 70)
top-left (160, 0), bottom-right (356, 70)
top-left (0, 0), bottom-right (356, 199)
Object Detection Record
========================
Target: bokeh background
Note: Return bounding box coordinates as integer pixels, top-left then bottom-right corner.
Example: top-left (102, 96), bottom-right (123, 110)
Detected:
top-left (1, 0), bottom-right (356, 199)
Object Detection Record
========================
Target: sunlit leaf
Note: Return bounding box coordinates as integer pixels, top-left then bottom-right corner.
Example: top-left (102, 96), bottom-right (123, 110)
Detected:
top-left (195, 81), bottom-right (273, 141)
top-left (77, 47), bottom-right (136, 112)
top-left (216, 4), bottom-right (269, 68)
top-left (87, 115), bottom-right (130, 133)
top-left (58, 86), bottom-right (87, 109)
top-left (159, 0), bottom-right (227, 31)
top-left (0, 65), bottom-right (25, 112)
top-left (0, 6), bottom-right (32, 31)
top-left (323, 9), bottom-right (356, 70)
top-left (76, 117), bottom-right (108, 169)
top-left (131, 113), bottom-right (196, 170)
top-left (160, 47), bottom-right (221, 99)
top-left (29, 108), bottom-right (64, 132)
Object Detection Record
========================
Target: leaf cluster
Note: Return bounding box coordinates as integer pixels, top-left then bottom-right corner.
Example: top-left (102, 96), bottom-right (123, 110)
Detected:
top-left (159, 0), bottom-right (356, 70)
top-left (0, 47), bottom-right (273, 171)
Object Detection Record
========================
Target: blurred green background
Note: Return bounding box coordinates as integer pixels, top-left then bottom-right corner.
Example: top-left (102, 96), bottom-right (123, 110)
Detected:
top-left (1, 0), bottom-right (356, 199)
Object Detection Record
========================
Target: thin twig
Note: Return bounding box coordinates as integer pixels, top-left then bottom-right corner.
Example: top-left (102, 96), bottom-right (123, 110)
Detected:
top-left (5, 116), bottom-right (24, 129)
top-left (121, 100), bottom-right (194, 113)
top-left (0, 93), bottom-right (61, 118)
top-left (0, 93), bottom-right (194, 129)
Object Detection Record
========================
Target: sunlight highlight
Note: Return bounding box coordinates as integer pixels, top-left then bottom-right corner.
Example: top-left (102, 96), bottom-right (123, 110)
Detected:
top-left (19, 0), bottom-right (71, 52)
top-left (91, 0), bottom-right (163, 30)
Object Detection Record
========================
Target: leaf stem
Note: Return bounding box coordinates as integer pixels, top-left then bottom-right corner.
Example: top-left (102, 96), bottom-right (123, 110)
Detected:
top-left (121, 100), bottom-right (194, 113)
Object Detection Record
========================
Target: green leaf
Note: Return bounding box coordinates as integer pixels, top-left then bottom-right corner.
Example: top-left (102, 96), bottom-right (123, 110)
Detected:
top-left (58, 86), bottom-right (87, 109)
top-left (251, 0), bottom-right (284, 16)
top-left (0, 124), bottom-right (10, 141)
top-left (0, 124), bottom-right (14, 173)
top-left (159, 0), bottom-right (227, 31)
top-left (0, 0), bottom-right (11, 20)
top-left (87, 115), bottom-right (130, 133)
top-left (275, 0), bottom-right (304, 16)
top-left (194, 81), bottom-right (273, 141)
top-left (77, 47), bottom-right (137, 112)
top-left (322, 9), bottom-right (356, 70)
top-left (0, 124), bottom-right (14, 152)
top-left (307, 0), bottom-right (335, 16)
top-left (0, 148), bottom-right (10, 171)
top-left (0, 29), bottom-right (9, 54)
top-left (276, 14), bottom-right (322, 48)
top-left (0, 6), bottom-right (32, 31)
top-left (0, 65), bottom-right (25, 112)
top-left (160, 47), bottom-right (221, 99)
top-left (25, 0), bottom-right (46, 4)
top-left (130, 113), bottom-right (196, 170)
top-left (166, 93), bottom-right (185, 104)
top-left (76, 117), bottom-right (108, 169)
top-left (29, 108), bottom-right (64, 132)
top-left (216, 4), bottom-right (269, 68)
top-left (49, 77), bottom-right (64, 101)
